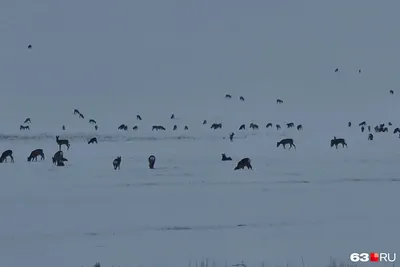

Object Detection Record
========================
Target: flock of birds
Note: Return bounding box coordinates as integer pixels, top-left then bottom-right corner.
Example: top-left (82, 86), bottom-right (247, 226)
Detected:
top-left (1, 86), bottom-right (398, 170)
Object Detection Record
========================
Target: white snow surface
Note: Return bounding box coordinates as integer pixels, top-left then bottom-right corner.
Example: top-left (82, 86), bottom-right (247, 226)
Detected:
top-left (1, 0), bottom-right (400, 266)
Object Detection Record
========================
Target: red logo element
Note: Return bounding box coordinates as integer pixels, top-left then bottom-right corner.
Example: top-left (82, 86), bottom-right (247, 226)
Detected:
top-left (370, 252), bottom-right (379, 262)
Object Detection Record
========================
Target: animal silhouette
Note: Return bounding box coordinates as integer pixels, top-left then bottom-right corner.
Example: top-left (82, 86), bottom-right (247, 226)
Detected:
top-left (334, 68), bottom-right (339, 72)
top-left (62, 125), bottom-right (66, 130)
top-left (210, 123), bottom-right (222, 129)
top-left (28, 45), bottom-right (32, 49)
top-left (234, 158), bottom-right (252, 170)
top-left (113, 156), bottom-right (121, 170)
top-left (184, 126), bottom-right (188, 130)
top-left (24, 118), bottom-right (31, 124)
top-left (27, 149), bottom-right (45, 162)
top-left (89, 119), bottom-right (96, 124)
top-left (118, 124), bottom-right (128, 131)
top-left (239, 124), bottom-right (245, 130)
top-left (203, 120), bottom-right (207, 125)
top-left (148, 155), bottom-right (156, 169)
top-left (221, 153), bottom-right (232, 161)
top-left (79, 113), bottom-right (84, 119)
top-left (56, 136), bottom-right (70, 150)
top-left (152, 125), bottom-right (166, 131)
top-left (0, 150), bottom-right (14, 163)
top-left (170, 114), bottom-right (175, 119)
top-left (390, 90), bottom-right (394, 95)
top-left (368, 133), bottom-right (373, 141)
top-left (297, 124), bottom-right (303, 130)
top-left (277, 99), bottom-right (283, 104)
top-left (277, 138), bottom-right (296, 149)
top-left (20, 125), bottom-right (29, 130)
top-left (286, 122), bottom-right (295, 128)
top-left (73, 109), bottom-right (80, 115)
top-left (359, 121), bottom-right (366, 126)
top-left (368, 125), bottom-right (371, 132)
top-left (173, 125), bottom-right (177, 131)
top-left (361, 126), bottom-right (365, 132)
top-left (137, 115), bottom-right (142, 120)
top-left (52, 151), bottom-right (68, 166)
top-left (88, 137), bottom-right (97, 144)
top-left (229, 132), bottom-right (234, 142)
top-left (276, 124), bottom-right (281, 130)
top-left (132, 126), bottom-right (138, 131)
top-left (225, 94), bottom-right (232, 99)
top-left (249, 123), bottom-right (259, 130)
top-left (393, 128), bottom-right (400, 134)
top-left (348, 122), bottom-right (351, 127)
top-left (330, 137), bottom-right (347, 149)
top-left (266, 123), bottom-right (273, 128)
top-left (95, 125), bottom-right (98, 131)
top-left (239, 96), bottom-right (245, 101)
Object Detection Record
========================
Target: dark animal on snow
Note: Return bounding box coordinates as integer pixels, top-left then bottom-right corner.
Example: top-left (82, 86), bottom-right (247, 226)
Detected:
top-left (210, 123), bottom-right (222, 129)
top-left (52, 151), bottom-right (68, 166)
top-left (249, 123), bottom-right (259, 130)
top-left (277, 99), bottom-right (283, 104)
top-left (173, 125), bottom-right (177, 131)
top-left (89, 119), bottom-right (96, 124)
top-left (225, 94), bottom-right (232, 99)
top-left (239, 124), bottom-right (245, 130)
top-left (132, 126), bottom-right (138, 131)
top-left (221, 153), bottom-right (232, 161)
top-left (297, 124), bottom-right (303, 130)
top-left (79, 113), bottom-right (84, 119)
top-left (368, 133), bottom-right (373, 141)
top-left (286, 122), bottom-right (294, 128)
top-left (20, 125), bottom-right (29, 130)
top-left (95, 125), bottom-right (98, 131)
top-left (348, 122), bottom-right (351, 127)
top-left (276, 124), bottom-right (281, 130)
top-left (73, 109), bottom-right (80, 115)
top-left (361, 126), bottom-right (364, 132)
top-left (383, 127), bottom-right (388, 132)
top-left (56, 135), bottom-right (70, 150)
top-left (24, 118), bottom-right (31, 124)
top-left (148, 155), bottom-right (156, 169)
top-left (389, 122), bottom-right (392, 126)
top-left (118, 124), bottom-right (128, 131)
top-left (137, 115), bottom-right (142, 120)
top-left (334, 68), bottom-right (339, 72)
top-left (152, 125), bottom-right (166, 131)
top-left (393, 128), bottom-right (400, 134)
top-left (0, 150), bottom-right (14, 163)
top-left (359, 121), bottom-right (366, 126)
top-left (277, 138), bottom-right (296, 149)
top-left (170, 114), bottom-right (175, 119)
top-left (330, 137), bottom-right (347, 149)
top-left (113, 156), bottom-right (121, 170)
top-left (184, 126), bottom-right (188, 130)
top-left (28, 45), bottom-right (32, 49)
top-left (358, 69), bottom-right (361, 74)
top-left (368, 125), bottom-right (371, 132)
top-left (266, 123), bottom-right (273, 128)
top-left (390, 90), bottom-right (394, 95)
top-left (239, 96), bottom-right (245, 101)
top-left (62, 125), bottom-right (66, 130)
top-left (27, 149), bottom-right (45, 162)
top-left (229, 132), bottom-right (234, 142)
top-left (203, 120), bottom-right (207, 125)
top-left (88, 137), bottom-right (97, 144)
top-left (234, 158), bottom-right (252, 170)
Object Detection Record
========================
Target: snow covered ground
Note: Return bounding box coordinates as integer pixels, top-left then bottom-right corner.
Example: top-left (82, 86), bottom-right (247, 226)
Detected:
top-left (1, 0), bottom-right (400, 266)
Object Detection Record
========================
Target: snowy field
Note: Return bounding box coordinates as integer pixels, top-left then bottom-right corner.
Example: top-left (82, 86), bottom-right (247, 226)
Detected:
top-left (1, 0), bottom-right (400, 266)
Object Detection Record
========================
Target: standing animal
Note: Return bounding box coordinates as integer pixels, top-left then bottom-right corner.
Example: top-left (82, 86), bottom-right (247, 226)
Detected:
top-left (277, 138), bottom-right (296, 149)
top-left (221, 153), bottom-right (232, 161)
top-left (62, 125), bottom-right (66, 130)
top-left (276, 124), bottom-right (281, 130)
top-left (234, 158), bottom-right (252, 170)
top-left (239, 96), bottom-right (245, 101)
top-left (203, 120), bottom-right (207, 125)
top-left (79, 113), bottom-right (84, 119)
top-left (56, 136), bottom-right (70, 150)
top-left (24, 118), bottom-right (31, 124)
top-left (173, 125), bottom-right (177, 131)
top-left (88, 137), bottom-right (97, 144)
top-left (276, 99), bottom-right (283, 104)
top-left (27, 149), bottom-right (45, 162)
top-left (184, 126), bottom-right (189, 130)
top-left (118, 124), bottom-right (128, 130)
top-left (368, 133), bottom-right (373, 141)
top-left (170, 114), bottom-right (175, 119)
top-left (286, 122), bottom-right (295, 128)
top-left (239, 124), bottom-right (245, 130)
top-left (225, 94), bottom-right (232, 99)
top-left (153, 125), bottom-right (166, 131)
top-left (0, 150), bottom-right (14, 163)
top-left (249, 123), bottom-right (259, 130)
top-left (229, 132), bottom-right (234, 142)
top-left (132, 126), bottom-right (138, 131)
top-left (113, 156), bottom-right (121, 170)
top-left (94, 125), bottom-right (98, 131)
top-left (359, 121), bottom-right (366, 126)
top-left (266, 123), bottom-right (273, 128)
top-left (361, 126), bottom-right (365, 132)
top-left (210, 123), bottom-right (222, 129)
top-left (20, 125), bottom-right (29, 130)
top-left (52, 150), bottom-right (68, 166)
top-left (137, 115), bottom-right (142, 120)
top-left (330, 137), bottom-right (347, 149)
top-left (73, 109), bottom-right (80, 115)
top-left (89, 119), bottom-right (96, 124)
top-left (148, 155), bottom-right (156, 169)
top-left (393, 127), bottom-right (400, 134)
top-left (297, 124), bottom-right (303, 130)
top-left (390, 90), bottom-right (394, 95)
top-left (348, 122), bottom-right (351, 127)
top-left (368, 125), bottom-right (371, 132)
